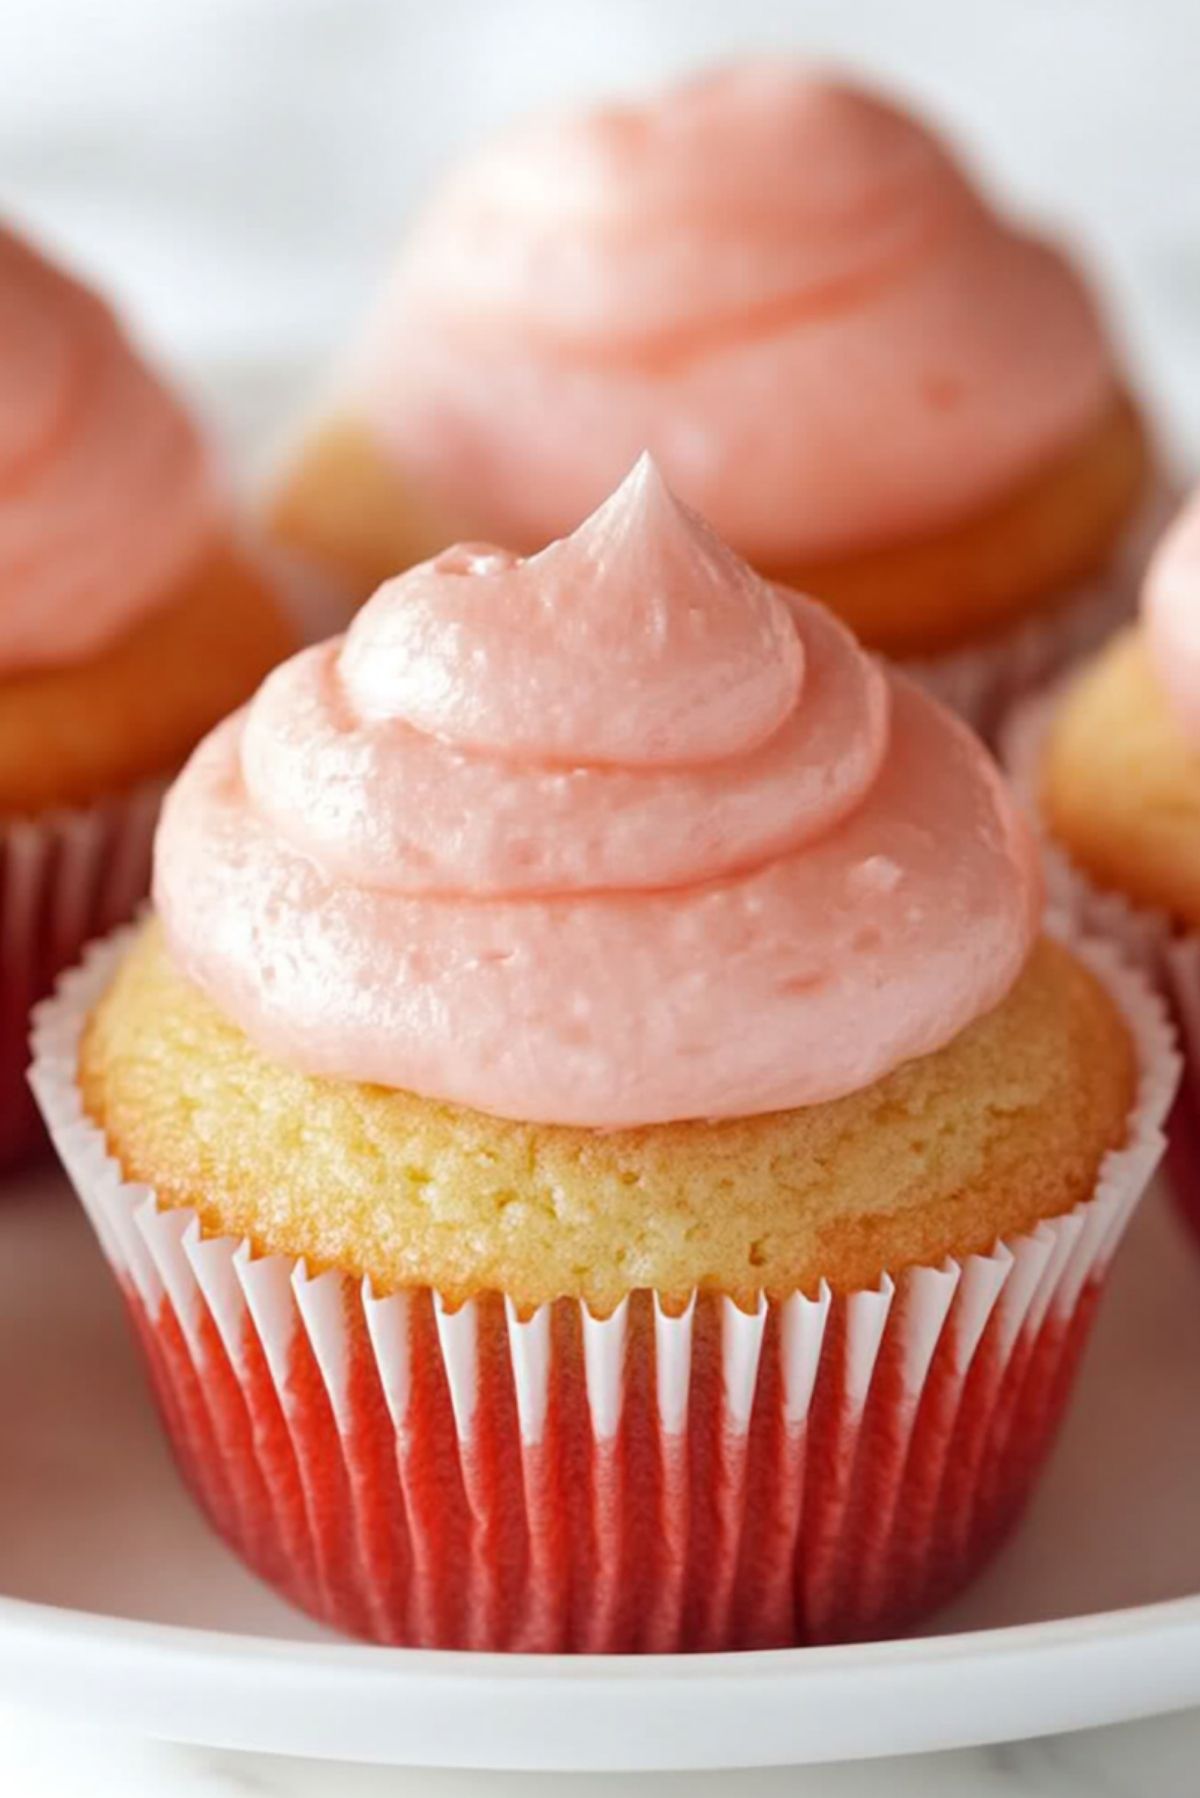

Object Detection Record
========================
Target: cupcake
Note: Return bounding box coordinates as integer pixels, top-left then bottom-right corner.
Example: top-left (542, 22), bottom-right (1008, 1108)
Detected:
top-left (0, 224), bottom-right (296, 1165)
top-left (1006, 485), bottom-right (1200, 1236)
top-left (268, 61), bottom-right (1160, 735)
top-left (34, 461), bottom-right (1174, 1650)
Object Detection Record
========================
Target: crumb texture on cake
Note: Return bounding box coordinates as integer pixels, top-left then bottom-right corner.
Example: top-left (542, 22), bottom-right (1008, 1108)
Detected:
top-left (79, 925), bottom-right (1135, 1312)
top-left (0, 542), bottom-right (296, 815)
top-left (1043, 627), bottom-right (1200, 929)
top-left (268, 393), bottom-right (1147, 654)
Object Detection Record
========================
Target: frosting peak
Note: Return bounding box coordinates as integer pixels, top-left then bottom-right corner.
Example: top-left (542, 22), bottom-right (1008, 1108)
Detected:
top-left (358, 60), bottom-right (1118, 564)
top-left (1144, 487), bottom-right (1200, 744)
top-left (342, 456), bottom-right (802, 765)
top-left (0, 227), bottom-right (219, 676)
top-left (157, 463), bottom-right (1040, 1127)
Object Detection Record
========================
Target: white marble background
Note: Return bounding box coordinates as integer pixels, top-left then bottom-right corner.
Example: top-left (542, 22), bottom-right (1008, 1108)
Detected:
top-left (6, 1705), bottom-right (1200, 1796)
top-left (2, 1), bottom-right (1200, 1791)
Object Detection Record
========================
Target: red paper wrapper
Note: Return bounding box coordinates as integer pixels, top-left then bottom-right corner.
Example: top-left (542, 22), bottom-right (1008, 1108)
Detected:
top-left (31, 927), bottom-right (1176, 1652)
top-left (1003, 688), bottom-right (1200, 1242)
top-left (0, 784), bottom-right (162, 1169)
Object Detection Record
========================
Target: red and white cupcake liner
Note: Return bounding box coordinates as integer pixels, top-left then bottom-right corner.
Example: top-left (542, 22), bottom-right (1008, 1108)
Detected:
top-left (909, 479), bottom-right (1176, 741)
top-left (0, 784), bottom-right (163, 1170)
top-left (30, 924), bottom-right (1177, 1652)
top-left (1004, 687), bottom-right (1200, 1240)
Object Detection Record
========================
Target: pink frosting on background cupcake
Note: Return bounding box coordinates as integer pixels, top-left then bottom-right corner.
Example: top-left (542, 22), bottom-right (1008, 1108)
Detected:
top-left (1144, 486), bottom-right (1200, 745)
top-left (156, 459), bottom-right (1040, 1126)
top-left (353, 60), bottom-right (1119, 565)
top-left (0, 227), bottom-right (219, 675)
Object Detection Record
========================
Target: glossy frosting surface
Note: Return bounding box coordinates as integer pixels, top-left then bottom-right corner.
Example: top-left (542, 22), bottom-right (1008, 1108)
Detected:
top-left (156, 459), bottom-right (1040, 1126)
top-left (1144, 486), bottom-right (1200, 746)
top-left (0, 227), bottom-right (219, 674)
top-left (357, 60), bottom-right (1118, 564)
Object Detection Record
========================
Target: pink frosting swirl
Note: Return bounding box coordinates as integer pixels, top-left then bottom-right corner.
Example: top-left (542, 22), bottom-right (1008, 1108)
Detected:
top-left (1144, 486), bottom-right (1200, 745)
top-left (156, 458), bottom-right (1040, 1127)
top-left (0, 226), bottom-right (220, 674)
top-left (355, 60), bottom-right (1119, 565)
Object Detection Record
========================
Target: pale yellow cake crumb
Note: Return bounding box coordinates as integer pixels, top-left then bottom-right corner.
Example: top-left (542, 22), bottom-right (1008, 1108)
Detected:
top-left (80, 925), bottom-right (1135, 1312)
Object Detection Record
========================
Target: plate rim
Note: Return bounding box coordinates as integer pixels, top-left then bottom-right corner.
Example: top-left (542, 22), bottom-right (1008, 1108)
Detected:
top-left (2, 1585), bottom-right (1199, 1769)
top-left (3, 1583), bottom-right (1200, 1676)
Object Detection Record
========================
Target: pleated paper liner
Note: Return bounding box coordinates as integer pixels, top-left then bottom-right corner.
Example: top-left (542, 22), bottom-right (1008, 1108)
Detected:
top-left (0, 783), bottom-right (164, 1170)
top-left (909, 477), bottom-right (1176, 742)
top-left (31, 925), bottom-right (1177, 1652)
top-left (1003, 687), bottom-right (1200, 1241)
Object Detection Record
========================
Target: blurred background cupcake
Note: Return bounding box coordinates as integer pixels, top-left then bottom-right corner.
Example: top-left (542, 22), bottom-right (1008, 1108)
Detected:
top-left (1005, 487), bottom-right (1200, 1239)
top-left (34, 463), bottom-right (1176, 1650)
top-left (0, 223), bottom-right (297, 1168)
top-left (266, 60), bottom-right (1161, 734)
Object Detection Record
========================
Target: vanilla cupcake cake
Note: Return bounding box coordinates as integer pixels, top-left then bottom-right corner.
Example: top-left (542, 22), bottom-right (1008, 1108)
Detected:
top-left (36, 462), bottom-right (1174, 1650)
top-left (269, 61), bottom-right (1158, 732)
top-left (0, 224), bottom-right (296, 1165)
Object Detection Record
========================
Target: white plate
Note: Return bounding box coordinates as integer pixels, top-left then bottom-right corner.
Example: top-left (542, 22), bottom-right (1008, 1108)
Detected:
top-left (0, 1169), bottom-right (1198, 1771)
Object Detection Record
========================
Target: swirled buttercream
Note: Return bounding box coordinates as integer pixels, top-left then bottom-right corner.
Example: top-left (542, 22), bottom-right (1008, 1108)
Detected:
top-left (0, 226), bottom-right (220, 674)
top-left (155, 457), bottom-right (1040, 1126)
top-left (1144, 487), bottom-right (1200, 747)
top-left (355, 60), bottom-right (1119, 565)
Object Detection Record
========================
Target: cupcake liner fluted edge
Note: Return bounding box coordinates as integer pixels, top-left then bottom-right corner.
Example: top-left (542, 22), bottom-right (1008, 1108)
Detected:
top-left (0, 781), bottom-right (164, 1171)
top-left (28, 920), bottom-right (1178, 1652)
top-left (911, 476), bottom-right (1178, 742)
top-left (1002, 685), bottom-right (1200, 1240)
